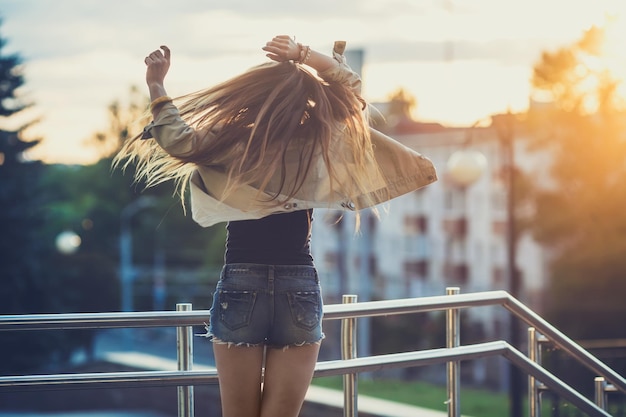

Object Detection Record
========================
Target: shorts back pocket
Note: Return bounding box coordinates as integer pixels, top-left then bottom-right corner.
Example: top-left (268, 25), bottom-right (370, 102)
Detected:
top-left (218, 290), bottom-right (257, 330)
top-left (287, 290), bottom-right (322, 331)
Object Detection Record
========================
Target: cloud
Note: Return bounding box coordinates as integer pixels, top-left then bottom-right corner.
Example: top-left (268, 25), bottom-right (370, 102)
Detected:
top-left (0, 0), bottom-right (617, 163)
top-left (363, 38), bottom-right (563, 66)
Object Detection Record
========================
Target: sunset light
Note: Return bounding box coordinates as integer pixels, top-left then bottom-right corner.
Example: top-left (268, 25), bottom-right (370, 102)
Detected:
top-left (3, 3), bottom-right (626, 416)
top-left (600, 16), bottom-right (626, 107)
top-left (2, 0), bottom-right (626, 163)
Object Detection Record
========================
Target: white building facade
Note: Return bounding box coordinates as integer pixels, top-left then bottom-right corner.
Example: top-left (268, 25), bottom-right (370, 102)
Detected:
top-left (311, 124), bottom-right (549, 340)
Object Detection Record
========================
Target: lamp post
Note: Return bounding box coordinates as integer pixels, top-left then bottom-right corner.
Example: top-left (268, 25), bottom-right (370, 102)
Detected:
top-left (446, 148), bottom-right (487, 282)
top-left (119, 196), bottom-right (157, 313)
top-left (493, 112), bottom-right (522, 417)
top-left (55, 230), bottom-right (81, 255)
top-left (445, 148), bottom-right (485, 417)
top-left (447, 150), bottom-right (487, 188)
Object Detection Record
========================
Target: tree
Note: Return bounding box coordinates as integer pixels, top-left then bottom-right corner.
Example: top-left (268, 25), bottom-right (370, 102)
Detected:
top-left (0, 27), bottom-right (225, 374)
top-left (67, 87), bottom-right (226, 312)
top-left (0, 23), bottom-right (72, 375)
top-left (84, 86), bottom-right (226, 269)
top-left (386, 88), bottom-right (417, 120)
top-left (371, 87), bottom-right (445, 135)
top-left (527, 23), bottom-right (626, 378)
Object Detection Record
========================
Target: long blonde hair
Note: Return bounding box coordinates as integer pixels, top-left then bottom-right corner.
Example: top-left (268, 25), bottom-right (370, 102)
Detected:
top-left (115, 60), bottom-right (381, 210)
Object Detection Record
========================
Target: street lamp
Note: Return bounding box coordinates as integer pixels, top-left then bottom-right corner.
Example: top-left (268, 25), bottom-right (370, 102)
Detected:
top-left (492, 111), bottom-right (522, 417)
top-left (119, 196), bottom-right (157, 312)
top-left (55, 230), bottom-right (81, 255)
top-left (445, 148), bottom-right (487, 284)
top-left (444, 147), bottom-right (485, 417)
top-left (447, 150), bottom-right (487, 187)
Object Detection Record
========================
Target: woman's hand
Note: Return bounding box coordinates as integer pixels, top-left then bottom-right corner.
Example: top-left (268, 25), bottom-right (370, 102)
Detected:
top-left (262, 35), bottom-right (300, 62)
top-left (144, 46), bottom-right (171, 115)
top-left (145, 45), bottom-right (171, 87)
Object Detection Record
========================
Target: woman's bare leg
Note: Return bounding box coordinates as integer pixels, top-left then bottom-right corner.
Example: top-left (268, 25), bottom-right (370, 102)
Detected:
top-left (213, 343), bottom-right (265, 417)
top-left (259, 343), bottom-right (320, 417)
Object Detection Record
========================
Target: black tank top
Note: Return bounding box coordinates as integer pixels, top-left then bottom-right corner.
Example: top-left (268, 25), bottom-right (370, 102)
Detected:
top-left (224, 209), bottom-right (314, 266)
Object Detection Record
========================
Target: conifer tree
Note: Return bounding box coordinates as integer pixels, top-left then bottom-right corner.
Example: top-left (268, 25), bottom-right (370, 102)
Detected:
top-left (0, 23), bottom-right (58, 375)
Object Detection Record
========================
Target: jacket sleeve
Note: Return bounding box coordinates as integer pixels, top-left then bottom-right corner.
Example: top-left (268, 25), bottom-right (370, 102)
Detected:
top-left (317, 41), bottom-right (363, 98)
top-left (141, 102), bottom-right (216, 158)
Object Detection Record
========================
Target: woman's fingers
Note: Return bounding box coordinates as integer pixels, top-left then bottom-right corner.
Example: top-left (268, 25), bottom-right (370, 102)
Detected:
top-left (161, 45), bottom-right (171, 61)
top-left (145, 46), bottom-right (170, 66)
top-left (262, 36), bottom-right (297, 61)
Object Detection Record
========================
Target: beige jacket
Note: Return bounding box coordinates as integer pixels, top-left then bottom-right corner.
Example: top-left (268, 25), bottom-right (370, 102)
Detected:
top-left (144, 45), bottom-right (437, 227)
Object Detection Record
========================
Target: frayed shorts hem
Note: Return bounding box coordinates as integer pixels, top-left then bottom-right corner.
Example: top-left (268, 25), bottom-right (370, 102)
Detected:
top-left (199, 329), bottom-right (325, 350)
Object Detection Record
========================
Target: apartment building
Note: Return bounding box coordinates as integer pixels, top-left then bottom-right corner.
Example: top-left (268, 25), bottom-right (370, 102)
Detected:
top-left (311, 119), bottom-right (549, 341)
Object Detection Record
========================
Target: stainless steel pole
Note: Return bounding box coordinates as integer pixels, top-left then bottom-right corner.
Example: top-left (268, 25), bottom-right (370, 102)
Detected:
top-left (594, 377), bottom-right (607, 410)
top-left (446, 287), bottom-right (460, 417)
top-left (177, 303), bottom-right (194, 417)
top-left (528, 327), bottom-right (541, 417)
top-left (341, 295), bottom-right (358, 417)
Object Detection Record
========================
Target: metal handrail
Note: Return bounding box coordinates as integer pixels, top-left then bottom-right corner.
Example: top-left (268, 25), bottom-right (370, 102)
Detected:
top-left (0, 342), bottom-right (612, 417)
top-left (0, 290), bottom-right (624, 416)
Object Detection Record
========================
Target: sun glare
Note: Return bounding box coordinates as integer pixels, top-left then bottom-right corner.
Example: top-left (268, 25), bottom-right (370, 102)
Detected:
top-left (600, 15), bottom-right (626, 106)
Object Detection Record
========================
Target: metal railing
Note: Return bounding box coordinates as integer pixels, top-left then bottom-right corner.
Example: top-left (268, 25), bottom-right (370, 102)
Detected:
top-left (0, 289), bottom-right (624, 417)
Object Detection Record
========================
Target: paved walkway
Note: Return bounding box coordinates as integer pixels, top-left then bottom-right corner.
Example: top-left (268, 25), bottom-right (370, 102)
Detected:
top-left (305, 384), bottom-right (453, 417)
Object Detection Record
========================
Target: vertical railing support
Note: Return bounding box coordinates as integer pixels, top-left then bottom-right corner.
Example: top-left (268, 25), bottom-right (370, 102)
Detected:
top-left (595, 377), bottom-right (607, 410)
top-left (341, 294), bottom-right (358, 417)
top-left (177, 303), bottom-right (194, 417)
top-left (528, 327), bottom-right (541, 417)
top-left (446, 287), bottom-right (460, 417)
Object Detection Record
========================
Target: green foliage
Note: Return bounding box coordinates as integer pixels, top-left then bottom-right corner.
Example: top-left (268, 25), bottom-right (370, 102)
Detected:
top-left (0, 34), bottom-right (27, 117)
top-left (313, 376), bottom-right (622, 417)
top-left (0, 22), bottom-right (224, 374)
top-left (528, 23), bottom-right (626, 351)
top-left (0, 24), bottom-right (69, 375)
top-left (313, 376), bottom-right (510, 416)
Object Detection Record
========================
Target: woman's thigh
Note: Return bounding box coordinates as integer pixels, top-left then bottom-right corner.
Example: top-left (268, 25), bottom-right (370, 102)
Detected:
top-left (260, 343), bottom-right (321, 417)
top-left (213, 343), bottom-right (264, 417)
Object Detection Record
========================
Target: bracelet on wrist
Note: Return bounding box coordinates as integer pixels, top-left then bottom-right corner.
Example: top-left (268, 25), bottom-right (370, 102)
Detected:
top-left (150, 95), bottom-right (172, 112)
top-left (295, 43), bottom-right (311, 64)
top-left (301, 46), bottom-right (312, 64)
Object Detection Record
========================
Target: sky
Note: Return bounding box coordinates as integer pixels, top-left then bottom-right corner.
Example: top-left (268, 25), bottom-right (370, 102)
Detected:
top-left (1, 0), bottom-right (625, 164)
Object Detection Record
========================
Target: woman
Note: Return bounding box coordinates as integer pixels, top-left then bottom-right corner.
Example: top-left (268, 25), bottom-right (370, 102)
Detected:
top-left (116, 35), bottom-right (436, 417)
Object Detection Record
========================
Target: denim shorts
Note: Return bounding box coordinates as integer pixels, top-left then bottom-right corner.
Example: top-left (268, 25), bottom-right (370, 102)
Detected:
top-left (207, 263), bottom-right (324, 348)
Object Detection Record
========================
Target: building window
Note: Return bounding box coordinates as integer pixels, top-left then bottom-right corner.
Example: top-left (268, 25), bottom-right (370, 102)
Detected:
top-left (353, 254), bottom-right (378, 276)
top-left (404, 215), bottom-right (428, 235)
top-left (443, 217), bottom-right (467, 239)
top-left (404, 260), bottom-right (429, 278)
top-left (444, 262), bottom-right (469, 285)
top-left (324, 252), bottom-right (338, 270)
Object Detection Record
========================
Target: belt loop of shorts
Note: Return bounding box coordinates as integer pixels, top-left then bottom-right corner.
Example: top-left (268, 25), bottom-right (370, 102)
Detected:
top-left (267, 264), bottom-right (275, 293)
top-left (268, 265), bottom-right (275, 328)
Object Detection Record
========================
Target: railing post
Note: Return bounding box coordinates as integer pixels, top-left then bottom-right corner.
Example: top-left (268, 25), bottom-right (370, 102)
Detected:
top-left (446, 287), bottom-right (460, 417)
top-left (594, 377), bottom-right (607, 410)
top-left (341, 294), bottom-right (358, 417)
top-left (528, 327), bottom-right (541, 417)
top-left (176, 303), bottom-right (194, 417)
